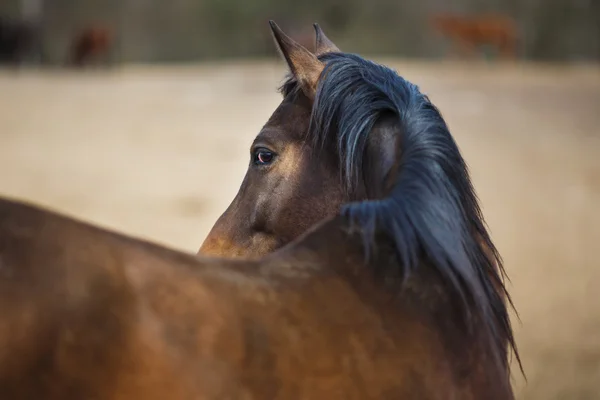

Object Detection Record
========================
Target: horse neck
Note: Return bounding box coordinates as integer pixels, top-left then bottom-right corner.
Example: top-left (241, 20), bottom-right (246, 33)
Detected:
top-left (272, 215), bottom-right (513, 395)
top-left (272, 216), bottom-right (460, 326)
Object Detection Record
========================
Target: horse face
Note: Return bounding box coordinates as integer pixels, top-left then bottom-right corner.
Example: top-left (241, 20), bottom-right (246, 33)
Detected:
top-left (199, 93), bottom-right (344, 258)
top-left (199, 23), bottom-right (348, 259)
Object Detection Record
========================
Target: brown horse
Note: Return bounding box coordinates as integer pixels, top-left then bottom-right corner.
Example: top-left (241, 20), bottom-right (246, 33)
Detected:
top-left (67, 25), bottom-right (112, 67)
top-left (430, 14), bottom-right (518, 60)
top-left (0, 21), bottom-right (521, 399)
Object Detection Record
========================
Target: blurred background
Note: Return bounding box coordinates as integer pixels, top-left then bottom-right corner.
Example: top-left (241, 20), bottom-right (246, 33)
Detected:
top-left (1, 0), bottom-right (599, 399)
top-left (1, 0), bottom-right (600, 62)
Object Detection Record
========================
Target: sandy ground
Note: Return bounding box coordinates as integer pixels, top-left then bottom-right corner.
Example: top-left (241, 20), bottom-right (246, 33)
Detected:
top-left (1, 60), bottom-right (599, 399)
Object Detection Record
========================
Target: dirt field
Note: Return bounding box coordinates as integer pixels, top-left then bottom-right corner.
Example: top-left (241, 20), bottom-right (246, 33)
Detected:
top-left (1, 60), bottom-right (599, 399)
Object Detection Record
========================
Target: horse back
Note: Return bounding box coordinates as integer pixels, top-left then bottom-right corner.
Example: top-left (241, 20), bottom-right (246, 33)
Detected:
top-left (0, 198), bottom-right (513, 399)
top-left (0, 198), bottom-right (232, 399)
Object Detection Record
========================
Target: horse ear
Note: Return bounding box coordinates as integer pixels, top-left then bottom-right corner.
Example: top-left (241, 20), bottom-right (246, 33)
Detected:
top-left (269, 20), bottom-right (324, 100)
top-left (313, 23), bottom-right (340, 55)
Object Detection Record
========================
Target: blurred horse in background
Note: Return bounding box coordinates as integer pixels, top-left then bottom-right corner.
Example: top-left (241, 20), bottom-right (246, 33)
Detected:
top-left (0, 15), bottom-right (41, 66)
top-left (67, 25), bottom-right (112, 67)
top-left (430, 14), bottom-right (518, 60)
top-left (0, 21), bottom-right (521, 399)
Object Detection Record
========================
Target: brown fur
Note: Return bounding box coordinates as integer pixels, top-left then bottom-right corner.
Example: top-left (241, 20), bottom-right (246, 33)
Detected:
top-left (0, 197), bottom-right (506, 399)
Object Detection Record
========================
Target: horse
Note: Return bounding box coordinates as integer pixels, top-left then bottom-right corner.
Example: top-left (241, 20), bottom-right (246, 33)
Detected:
top-left (0, 15), bottom-right (40, 66)
top-left (201, 20), bottom-right (521, 396)
top-left (67, 25), bottom-right (112, 68)
top-left (430, 14), bottom-right (518, 60)
top-left (0, 21), bottom-right (521, 399)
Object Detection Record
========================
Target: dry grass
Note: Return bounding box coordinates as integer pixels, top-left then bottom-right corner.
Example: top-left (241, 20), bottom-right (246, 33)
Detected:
top-left (1, 60), bottom-right (599, 399)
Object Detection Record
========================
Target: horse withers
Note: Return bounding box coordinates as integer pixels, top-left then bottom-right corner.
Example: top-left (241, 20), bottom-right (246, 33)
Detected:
top-left (0, 21), bottom-right (521, 399)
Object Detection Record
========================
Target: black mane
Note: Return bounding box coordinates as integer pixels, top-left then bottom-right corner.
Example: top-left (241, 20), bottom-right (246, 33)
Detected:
top-left (280, 52), bottom-right (521, 373)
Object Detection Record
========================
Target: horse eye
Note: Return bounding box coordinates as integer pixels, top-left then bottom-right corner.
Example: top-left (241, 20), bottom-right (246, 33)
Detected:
top-left (253, 148), bottom-right (275, 166)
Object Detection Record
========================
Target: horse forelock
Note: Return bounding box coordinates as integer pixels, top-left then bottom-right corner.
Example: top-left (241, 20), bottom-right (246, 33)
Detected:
top-left (281, 52), bottom-right (521, 375)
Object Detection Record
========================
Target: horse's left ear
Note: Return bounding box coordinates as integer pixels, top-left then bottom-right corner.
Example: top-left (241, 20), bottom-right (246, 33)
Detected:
top-left (313, 24), bottom-right (340, 55)
top-left (269, 20), bottom-right (324, 100)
